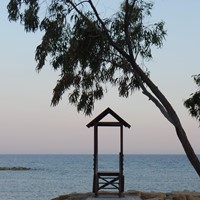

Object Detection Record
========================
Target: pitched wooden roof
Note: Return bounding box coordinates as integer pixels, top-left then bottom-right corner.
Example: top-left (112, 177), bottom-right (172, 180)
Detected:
top-left (86, 107), bottom-right (131, 128)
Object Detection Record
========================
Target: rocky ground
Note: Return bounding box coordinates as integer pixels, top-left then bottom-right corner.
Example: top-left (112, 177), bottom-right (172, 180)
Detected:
top-left (51, 190), bottom-right (200, 200)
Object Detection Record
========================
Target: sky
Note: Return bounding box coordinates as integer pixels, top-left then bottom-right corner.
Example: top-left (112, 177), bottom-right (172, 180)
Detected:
top-left (0, 0), bottom-right (199, 155)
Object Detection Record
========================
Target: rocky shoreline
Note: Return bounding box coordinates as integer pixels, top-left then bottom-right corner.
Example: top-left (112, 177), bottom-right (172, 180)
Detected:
top-left (51, 190), bottom-right (200, 200)
top-left (0, 167), bottom-right (31, 170)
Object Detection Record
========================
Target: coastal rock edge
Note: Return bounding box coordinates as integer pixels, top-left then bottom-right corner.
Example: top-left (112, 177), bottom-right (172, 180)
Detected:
top-left (51, 191), bottom-right (200, 200)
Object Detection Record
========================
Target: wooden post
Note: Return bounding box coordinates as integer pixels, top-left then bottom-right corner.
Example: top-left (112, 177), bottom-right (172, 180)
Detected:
top-left (119, 125), bottom-right (121, 178)
top-left (93, 125), bottom-right (98, 196)
top-left (119, 125), bottom-right (124, 195)
top-left (120, 125), bottom-right (123, 155)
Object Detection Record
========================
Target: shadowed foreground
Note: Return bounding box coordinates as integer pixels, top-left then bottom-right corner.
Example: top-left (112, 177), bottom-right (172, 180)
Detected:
top-left (51, 190), bottom-right (200, 200)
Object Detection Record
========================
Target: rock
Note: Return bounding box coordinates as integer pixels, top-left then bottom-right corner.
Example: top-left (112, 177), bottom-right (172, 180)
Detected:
top-left (0, 167), bottom-right (31, 171)
top-left (186, 195), bottom-right (200, 200)
top-left (51, 192), bottom-right (93, 200)
top-left (127, 190), bottom-right (142, 196)
top-left (172, 194), bottom-right (187, 200)
top-left (140, 191), bottom-right (166, 200)
top-left (168, 191), bottom-right (200, 200)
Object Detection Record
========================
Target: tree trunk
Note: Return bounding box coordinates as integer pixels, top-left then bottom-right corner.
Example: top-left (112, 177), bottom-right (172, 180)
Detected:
top-left (131, 61), bottom-right (200, 177)
top-left (175, 125), bottom-right (200, 176)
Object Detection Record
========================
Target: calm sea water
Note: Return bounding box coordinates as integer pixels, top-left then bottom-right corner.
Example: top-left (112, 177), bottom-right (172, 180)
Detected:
top-left (0, 154), bottom-right (199, 200)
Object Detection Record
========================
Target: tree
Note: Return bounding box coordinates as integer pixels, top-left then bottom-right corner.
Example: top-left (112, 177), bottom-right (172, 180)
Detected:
top-left (7, 0), bottom-right (200, 176)
top-left (184, 74), bottom-right (200, 122)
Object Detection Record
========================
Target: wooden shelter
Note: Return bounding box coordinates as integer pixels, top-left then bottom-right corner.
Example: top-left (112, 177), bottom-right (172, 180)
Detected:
top-left (87, 107), bottom-right (131, 197)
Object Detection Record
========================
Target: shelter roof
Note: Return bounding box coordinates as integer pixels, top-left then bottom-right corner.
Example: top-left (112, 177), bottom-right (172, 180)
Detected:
top-left (86, 107), bottom-right (131, 128)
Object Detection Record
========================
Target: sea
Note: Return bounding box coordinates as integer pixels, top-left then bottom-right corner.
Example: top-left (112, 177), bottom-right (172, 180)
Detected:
top-left (0, 154), bottom-right (199, 200)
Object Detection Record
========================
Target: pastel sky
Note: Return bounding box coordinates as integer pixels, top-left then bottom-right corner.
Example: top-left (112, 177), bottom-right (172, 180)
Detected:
top-left (0, 0), bottom-right (199, 154)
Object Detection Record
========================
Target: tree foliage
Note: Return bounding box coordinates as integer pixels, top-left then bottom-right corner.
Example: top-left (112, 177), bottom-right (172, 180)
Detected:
top-left (7, 0), bottom-right (166, 115)
top-left (184, 74), bottom-right (200, 122)
top-left (7, 0), bottom-right (200, 176)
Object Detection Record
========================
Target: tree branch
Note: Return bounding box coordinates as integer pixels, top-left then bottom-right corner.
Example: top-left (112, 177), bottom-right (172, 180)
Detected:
top-left (68, 0), bottom-right (178, 127)
top-left (140, 81), bottom-right (174, 125)
top-left (123, 1), bottom-right (174, 124)
top-left (88, 0), bottom-right (132, 62)
top-left (124, 0), bottom-right (137, 56)
top-left (67, 0), bottom-right (90, 22)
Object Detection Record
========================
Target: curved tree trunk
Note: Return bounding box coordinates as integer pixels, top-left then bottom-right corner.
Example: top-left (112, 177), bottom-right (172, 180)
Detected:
top-left (176, 126), bottom-right (200, 176)
top-left (132, 61), bottom-right (200, 177)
